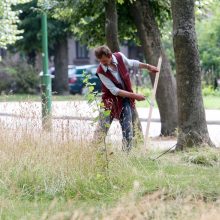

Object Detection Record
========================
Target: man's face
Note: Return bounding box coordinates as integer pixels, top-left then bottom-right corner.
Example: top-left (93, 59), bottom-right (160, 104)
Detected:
top-left (99, 55), bottom-right (112, 66)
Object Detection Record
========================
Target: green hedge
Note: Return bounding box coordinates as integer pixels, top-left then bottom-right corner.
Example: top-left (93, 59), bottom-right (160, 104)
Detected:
top-left (0, 60), bottom-right (39, 94)
top-left (202, 85), bottom-right (220, 96)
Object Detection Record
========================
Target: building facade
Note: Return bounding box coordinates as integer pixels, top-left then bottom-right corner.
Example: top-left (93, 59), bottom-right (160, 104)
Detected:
top-left (68, 39), bottom-right (144, 65)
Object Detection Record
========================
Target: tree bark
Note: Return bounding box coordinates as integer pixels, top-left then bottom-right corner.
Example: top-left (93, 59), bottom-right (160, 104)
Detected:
top-left (129, 0), bottom-right (178, 136)
top-left (171, 0), bottom-right (214, 149)
top-left (53, 36), bottom-right (69, 95)
top-left (104, 0), bottom-right (120, 52)
top-left (104, 0), bottom-right (144, 145)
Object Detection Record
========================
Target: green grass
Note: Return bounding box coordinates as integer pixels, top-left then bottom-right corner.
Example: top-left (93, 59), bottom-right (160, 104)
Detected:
top-left (0, 94), bottom-right (84, 102)
top-left (203, 95), bottom-right (220, 109)
top-left (137, 95), bottom-right (220, 109)
top-left (0, 126), bottom-right (219, 219)
top-left (0, 94), bottom-right (219, 109)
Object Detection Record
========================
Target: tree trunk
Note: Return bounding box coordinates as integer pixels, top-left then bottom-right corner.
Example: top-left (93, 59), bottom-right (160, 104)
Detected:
top-left (53, 37), bottom-right (68, 95)
top-left (104, 0), bottom-right (120, 52)
top-left (129, 0), bottom-right (178, 136)
top-left (171, 0), bottom-right (214, 149)
top-left (104, 0), bottom-right (144, 145)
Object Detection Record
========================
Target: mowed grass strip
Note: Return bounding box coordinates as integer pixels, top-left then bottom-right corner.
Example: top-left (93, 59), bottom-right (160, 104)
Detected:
top-left (0, 94), bottom-right (84, 102)
top-left (0, 126), bottom-right (219, 219)
top-left (0, 94), bottom-right (219, 109)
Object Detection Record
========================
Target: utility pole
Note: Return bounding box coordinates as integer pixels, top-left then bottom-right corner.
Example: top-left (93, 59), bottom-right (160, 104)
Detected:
top-left (41, 12), bottom-right (52, 130)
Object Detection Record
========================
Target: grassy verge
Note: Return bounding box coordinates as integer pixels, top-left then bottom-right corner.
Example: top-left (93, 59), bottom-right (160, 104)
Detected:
top-left (0, 94), bottom-right (84, 102)
top-left (203, 95), bottom-right (220, 109)
top-left (0, 126), bottom-right (219, 219)
top-left (0, 94), bottom-right (219, 109)
top-left (135, 95), bottom-right (220, 109)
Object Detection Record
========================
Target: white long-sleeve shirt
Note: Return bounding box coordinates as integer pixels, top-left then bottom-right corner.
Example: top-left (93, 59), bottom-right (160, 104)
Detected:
top-left (97, 52), bottom-right (140, 95)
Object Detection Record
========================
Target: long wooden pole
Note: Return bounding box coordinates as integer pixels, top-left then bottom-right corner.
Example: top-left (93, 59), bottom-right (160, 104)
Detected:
top-left (144, 56), bottom-right (162, 151)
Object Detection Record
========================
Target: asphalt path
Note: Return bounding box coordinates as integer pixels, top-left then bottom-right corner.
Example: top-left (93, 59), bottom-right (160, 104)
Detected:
top-left (0, 101), bottom-right (219, 149)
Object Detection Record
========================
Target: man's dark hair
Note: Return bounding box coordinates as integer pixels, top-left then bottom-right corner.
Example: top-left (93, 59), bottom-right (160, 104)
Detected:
top-left (94, 45), bottom-right (112, 59)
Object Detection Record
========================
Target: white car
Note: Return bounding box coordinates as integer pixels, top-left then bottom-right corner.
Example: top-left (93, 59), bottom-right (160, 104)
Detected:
top-left (39, 67), bottom-right (55, 78)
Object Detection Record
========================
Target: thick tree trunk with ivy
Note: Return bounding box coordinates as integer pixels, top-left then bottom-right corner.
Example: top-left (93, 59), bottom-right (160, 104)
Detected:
top-left (171, 0), bottom-right (214, 149)
top-left (105, 0), bottom-right (144, 145)
top-left (129, 0), bottom-right (178, 136)
top-left (53, 37), bottom-right (69, 95)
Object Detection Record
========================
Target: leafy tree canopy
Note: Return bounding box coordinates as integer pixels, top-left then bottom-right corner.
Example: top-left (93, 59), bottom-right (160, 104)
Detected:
top-left (52, 0), bottom-right (171, 48)
top-left (12, 0), bottom-right (70, 56)
top-left (162, 0), bottom-right (219, 77)
top-left (196, 0), bottom-right (220, 77)
top-left (0, 0), bottom-right (30, 48)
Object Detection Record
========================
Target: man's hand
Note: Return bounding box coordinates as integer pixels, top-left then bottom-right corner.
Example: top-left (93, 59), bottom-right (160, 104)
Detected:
top-left (134, 94), bottom-right (146, 101)
top-left (139, 63), bottom-right (159, 74)
top-left (147, 64), bottom-right (159, 74)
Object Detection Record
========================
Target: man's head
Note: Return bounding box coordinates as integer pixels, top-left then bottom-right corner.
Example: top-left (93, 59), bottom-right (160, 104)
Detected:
top-left (94, 45), bottom-right (112, 66)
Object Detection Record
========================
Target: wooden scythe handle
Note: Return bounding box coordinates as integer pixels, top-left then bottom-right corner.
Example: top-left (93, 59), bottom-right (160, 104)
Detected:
top-left (144, 56), bottom-right (163, 151)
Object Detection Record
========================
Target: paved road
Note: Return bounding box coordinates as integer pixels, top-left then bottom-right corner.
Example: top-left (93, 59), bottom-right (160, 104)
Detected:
top-left (0, 101), bottom-right (219, 149)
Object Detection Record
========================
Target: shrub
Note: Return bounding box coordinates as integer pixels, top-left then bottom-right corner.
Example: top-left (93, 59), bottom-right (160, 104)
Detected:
top-left (0, 69), bottom-right (14, 93)
top-left (202, 85), bottom-right (220, 96)
top-left (0, 60), bottom-right (39, 94)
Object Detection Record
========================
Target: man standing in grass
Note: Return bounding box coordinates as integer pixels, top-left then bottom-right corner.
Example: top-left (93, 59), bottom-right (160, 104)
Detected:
top-left (94, 45), bottom-right (158, 151)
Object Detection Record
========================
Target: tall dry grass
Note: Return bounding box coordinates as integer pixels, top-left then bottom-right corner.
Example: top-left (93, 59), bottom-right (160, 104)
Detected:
top-left (0, 118), bottom-right (220, 219)
top-left (0, 121), bottom-right (142, 203)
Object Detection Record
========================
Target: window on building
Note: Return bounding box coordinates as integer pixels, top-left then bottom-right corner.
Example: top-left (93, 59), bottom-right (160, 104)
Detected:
top-left (76, 41), bottom-right (89, 59)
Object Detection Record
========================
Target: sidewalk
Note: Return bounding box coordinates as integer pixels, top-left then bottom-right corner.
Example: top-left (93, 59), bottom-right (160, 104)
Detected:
top-left (0, 101), bottom-right (219, 148)
top-left (0, 101), bottom-right (219, 124)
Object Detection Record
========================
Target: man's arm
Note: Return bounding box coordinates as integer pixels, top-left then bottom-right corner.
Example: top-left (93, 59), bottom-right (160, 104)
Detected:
top-left (118, 52), bottom-right (140, 69)
top-left (118, 52), bottom-right (159, 74)
top-left (98, 73), bottom-right (145, 101)
top-left (139, 63), bottom-right (159, 73)
top-left (117, 89), bottom-right (145, 101)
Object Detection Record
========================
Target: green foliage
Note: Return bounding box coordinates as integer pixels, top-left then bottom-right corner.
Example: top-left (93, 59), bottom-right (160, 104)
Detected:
top-left (52, 0), bottom-right (172, 47)
top-left (10, 0), bottom-right (70, 63)
top-left (82, 71), bottom-right (97, 103)
top-left (149, 0), bottom-right (171, 29)
top-left (82, 70), bottom-right (110, 124)
top-left (196, 0), bottom-right (220, 78)
top-left (0, 60), bottom-right (39, 94)
top-left (202, 85), bottom-right (220, 96)
top-left (203, 85), bottom-right (215, 96)
top-left (13, 0), bottom-right (42, 53)
top-left (82, 70), bottom-right (111, 180)
top-left (82, 70), bottom-right (101, 102)
top-left (53, 0), bottom-right (106, 47)
top-left (0, 0), bottom-right (31, 48)
top-left (37, 0), bottom-right (59, 11)
top-left (161, 0), bottom-right (220, 78)
top-left (138, 87), bottom-right (152, 98)
top-left (195, 0), bottom-right (216, 19)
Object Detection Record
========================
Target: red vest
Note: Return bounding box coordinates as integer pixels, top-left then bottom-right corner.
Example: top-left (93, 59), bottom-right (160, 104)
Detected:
top-left (97, 52), bottom-right (135, 119)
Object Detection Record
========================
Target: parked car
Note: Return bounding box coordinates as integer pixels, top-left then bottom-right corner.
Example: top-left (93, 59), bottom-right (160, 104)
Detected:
top-left (39, 65), bottom-right (101, 94)
top-left (39, 65), bottom-right (76, 92)
top-left (39, 66), bottom-right (55, 78)
top-left (68, 64), bottom-right (101, 95)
